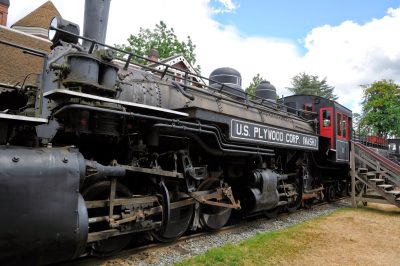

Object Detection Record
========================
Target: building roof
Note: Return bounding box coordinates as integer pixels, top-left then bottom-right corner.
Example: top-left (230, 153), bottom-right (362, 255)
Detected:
top-left (0, 25), bottom-right (51, 87)
top-left (12, 1), bottom-right (60, 29)
top-left (0, 0), bottom-right (9, 7)
top-left (150, 54), bottom-right (196, 74)
top-left (148, 54), bottom-right (205, 85)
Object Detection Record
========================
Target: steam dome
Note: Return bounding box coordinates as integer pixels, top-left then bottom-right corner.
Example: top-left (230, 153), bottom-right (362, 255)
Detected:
top-left (209, 67), bottom-right (245, 99)
top-left (255, 80), bottom-right (277, 101)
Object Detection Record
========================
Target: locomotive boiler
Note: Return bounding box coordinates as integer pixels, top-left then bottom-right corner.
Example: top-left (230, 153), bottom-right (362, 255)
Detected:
top-left (0, 0), bottom-right (351, 264)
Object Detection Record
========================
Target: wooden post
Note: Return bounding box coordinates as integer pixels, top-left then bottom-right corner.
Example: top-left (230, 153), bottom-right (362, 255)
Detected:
top-left (350, 141), bottom-right (357, 207)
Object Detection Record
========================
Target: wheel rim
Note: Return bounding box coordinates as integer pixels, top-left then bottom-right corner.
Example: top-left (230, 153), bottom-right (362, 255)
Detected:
top-left (151, 182), bottom-right (194, 242)
top-left (285, 179), bottom-right (303, 212)
top-left (198, 178), bottom-right (232, 231)
top-left (82, 181), bottom-right (133, 257)
top-left (327, 185), bottom-right (336, 202)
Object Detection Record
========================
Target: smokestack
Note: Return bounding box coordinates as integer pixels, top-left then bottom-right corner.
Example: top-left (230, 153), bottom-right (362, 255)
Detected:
top-left (82, 0), bottom-right (111, 48)
top-left (0, 0), bottom-right (10, 26)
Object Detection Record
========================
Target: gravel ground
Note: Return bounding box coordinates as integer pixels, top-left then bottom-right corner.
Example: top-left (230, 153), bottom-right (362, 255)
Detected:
top-left (100, 199), bottom-right (350, 266)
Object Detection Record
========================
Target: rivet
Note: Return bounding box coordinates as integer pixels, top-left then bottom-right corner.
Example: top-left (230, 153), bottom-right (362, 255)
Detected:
top-left (12, 156), bottom-right (19, 163)
top-left (63, 157), bottom-right (69, 163)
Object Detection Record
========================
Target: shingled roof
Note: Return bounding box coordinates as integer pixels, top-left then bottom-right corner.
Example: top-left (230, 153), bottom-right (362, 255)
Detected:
top-left (0, 25), bottom-right (51, 87)
top-left (0, 0), bottom-right (10, 7)
top-left (12, 1), bottom-right (60, 29)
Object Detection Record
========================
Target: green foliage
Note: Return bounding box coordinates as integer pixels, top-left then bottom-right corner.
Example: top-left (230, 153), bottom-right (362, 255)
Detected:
top-left (288, 72), bottom-right (338, 100)
top-left (115, 21), bottom-right (200, 71)
top-left (359, 80), bottom-right (400, 138)
top-left (352, 112), bottom-right (368, 136)
top-left (245, 73), bottom-right (264, 99)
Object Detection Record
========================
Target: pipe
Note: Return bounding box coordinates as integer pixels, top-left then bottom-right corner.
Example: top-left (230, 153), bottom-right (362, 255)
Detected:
top-left (172, 81), bottom-right (195, 101)
top-left (85, 160), bottom-right (126, 179)
top-left (154, 124), bottom-right (275, 156)
top-left (52, 104), bottom-right (275, 156)
top-left (83, 0), bottom-right (111, 49)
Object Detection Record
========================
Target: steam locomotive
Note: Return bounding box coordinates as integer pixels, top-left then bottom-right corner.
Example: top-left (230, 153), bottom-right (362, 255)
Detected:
top-left (0, 0), bottom-right (352, 264)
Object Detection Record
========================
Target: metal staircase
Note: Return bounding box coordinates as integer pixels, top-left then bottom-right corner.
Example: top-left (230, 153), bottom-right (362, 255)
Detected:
top-left (350, 141), bottom-right (400, 207)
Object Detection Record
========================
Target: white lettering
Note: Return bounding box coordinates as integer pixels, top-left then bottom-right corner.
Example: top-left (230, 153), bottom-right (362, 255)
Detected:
top-left (303, 136), bottom-right (316, 146)
top-left (235, 123), bottom-right (249, 137)
top-left (232, 120), bottom-right (317, 149)
top-left (286, 133), bottom-right (300, 144)
top-left (243, 125), bottom-right (249, 137)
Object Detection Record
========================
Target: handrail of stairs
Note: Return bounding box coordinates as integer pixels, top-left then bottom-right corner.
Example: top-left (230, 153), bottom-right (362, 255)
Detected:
top-left (353, 141), bottom-right (400, 177)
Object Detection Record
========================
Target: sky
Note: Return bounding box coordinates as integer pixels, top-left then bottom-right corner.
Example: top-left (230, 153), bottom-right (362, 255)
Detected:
top-left (6, 0), bottom-right (400, 113)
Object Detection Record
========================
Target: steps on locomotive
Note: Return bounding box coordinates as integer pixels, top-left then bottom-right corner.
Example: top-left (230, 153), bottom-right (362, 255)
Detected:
top-left (353, 142), bottom-right (400, 208)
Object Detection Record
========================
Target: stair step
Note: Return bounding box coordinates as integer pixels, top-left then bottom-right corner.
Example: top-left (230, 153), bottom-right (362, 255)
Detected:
top-left (376, 172), bottom-right (387, 179)
top-left (369, 179), bottom-right (385, 183)
top-left (385, 190), bottom-right (400, 195)
top-left (358, 168), bottom-right (368, 174)
top-left (366, 173), bottom-right (376, 178)
top-left (378, 184), bottom-right (394, 189)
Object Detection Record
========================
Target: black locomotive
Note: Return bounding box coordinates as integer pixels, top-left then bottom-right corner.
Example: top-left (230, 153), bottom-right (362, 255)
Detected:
top-left (0, 1), bottom-right (352, 264)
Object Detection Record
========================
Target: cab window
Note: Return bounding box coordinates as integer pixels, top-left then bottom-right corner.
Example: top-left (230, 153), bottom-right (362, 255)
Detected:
top-left (342, 115), bottom-right (347, 138)
top-left (337, 113), bottom-right (342, 136)
top-left (322, 110), bottom-right (331, 127)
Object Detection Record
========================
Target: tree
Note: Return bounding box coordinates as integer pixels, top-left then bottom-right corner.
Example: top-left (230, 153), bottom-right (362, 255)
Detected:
top-left (116, 21), bottom-right (200, 71)
top-left (352, 112), bottom-right (368, 137)
top-left (359, 80), bottom-right (400, 138)
top-left (245, 73), bottom-right (264, 99)
top-left (288, 72), bottom-right (338, 100)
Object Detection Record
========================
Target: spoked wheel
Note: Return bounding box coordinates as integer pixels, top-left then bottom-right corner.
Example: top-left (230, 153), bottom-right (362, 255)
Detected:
top-left (198, 178), bottom-right (232, 231)
top-left (152, 181), bottom-right (194, 242)
top-left (285, 178), bottom-right (303, 213)
top-left (82, 181), bottom-right (133, 257)
top-left (326, 184), bottom-right (336, 202)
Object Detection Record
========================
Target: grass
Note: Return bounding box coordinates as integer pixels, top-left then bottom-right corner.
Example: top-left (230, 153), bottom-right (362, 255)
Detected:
top-left (176, 206), bottom-right (400, 266)
top-left (176, 213), bottom-right (330, 266)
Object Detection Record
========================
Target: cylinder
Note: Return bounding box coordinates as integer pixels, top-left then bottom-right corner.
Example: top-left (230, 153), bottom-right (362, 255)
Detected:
top-left (238, 169), bottom-right (280, 214)
top-left (82, 0), bottom-right (111, 48)
top-left (0, 146), bottom-right (88, 265)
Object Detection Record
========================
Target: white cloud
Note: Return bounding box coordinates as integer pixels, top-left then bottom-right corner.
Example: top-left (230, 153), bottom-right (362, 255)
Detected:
top-left (210, 0), bottom-right (239, 14)
top-left (300, 8), bottom-right (400, 112)
top-left (6, 1), bottom-right (400, 113)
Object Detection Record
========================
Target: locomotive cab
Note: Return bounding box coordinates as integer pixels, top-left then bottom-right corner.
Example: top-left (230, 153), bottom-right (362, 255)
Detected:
top-left (282, 95), bottom-right (352, 163)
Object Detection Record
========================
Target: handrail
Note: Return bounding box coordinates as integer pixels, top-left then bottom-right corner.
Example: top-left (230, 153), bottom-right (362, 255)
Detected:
top-left (47, 26), bottom-right (317, 121)
top-left (353, 141), bottom-right (400, 176)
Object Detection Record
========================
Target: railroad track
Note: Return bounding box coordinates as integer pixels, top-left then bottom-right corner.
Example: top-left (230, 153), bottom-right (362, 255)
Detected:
top-left (63, 197), bottom-right (350, 266)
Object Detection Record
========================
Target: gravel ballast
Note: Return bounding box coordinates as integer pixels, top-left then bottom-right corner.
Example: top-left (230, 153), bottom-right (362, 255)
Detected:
top-left (101, 199), bottom-right (350, 266)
